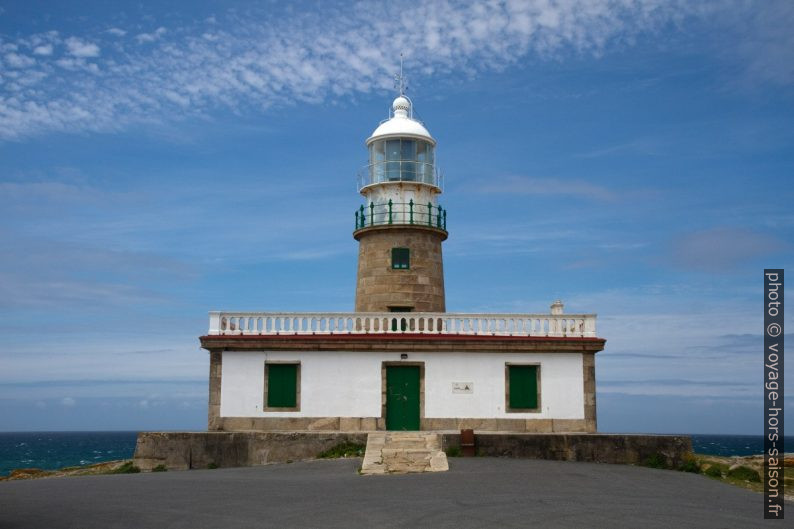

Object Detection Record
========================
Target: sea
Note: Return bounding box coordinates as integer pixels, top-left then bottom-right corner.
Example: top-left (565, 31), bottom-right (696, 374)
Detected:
top-left (0, 431), bottom-right (138, 477)
top-left (0, 432), bottom-right (791, 477)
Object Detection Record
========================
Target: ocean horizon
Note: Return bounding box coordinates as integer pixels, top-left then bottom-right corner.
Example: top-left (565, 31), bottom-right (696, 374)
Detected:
top-left (0, 431), bottom-right (789, 477)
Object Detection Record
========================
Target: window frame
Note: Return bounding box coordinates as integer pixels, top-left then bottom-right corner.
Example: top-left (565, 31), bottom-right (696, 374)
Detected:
top-left (391, 247), bottom-right (410, 270)
top-left (505, 363), bottom-right (541, 413)
top-left (263, 361), bottom-right (301, 412)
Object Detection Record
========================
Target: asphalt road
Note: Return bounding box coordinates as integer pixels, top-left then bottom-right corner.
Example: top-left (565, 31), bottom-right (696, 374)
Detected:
top-left (0, 458), bottom-right (778, 528)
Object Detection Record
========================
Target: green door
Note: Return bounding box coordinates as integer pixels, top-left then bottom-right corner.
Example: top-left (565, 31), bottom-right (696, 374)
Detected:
top-left (386, 366), bottom-right (420, 431)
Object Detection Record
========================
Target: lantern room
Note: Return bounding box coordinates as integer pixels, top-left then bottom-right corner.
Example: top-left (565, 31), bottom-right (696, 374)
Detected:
top-left (358, 96), bottom-right (442, 191)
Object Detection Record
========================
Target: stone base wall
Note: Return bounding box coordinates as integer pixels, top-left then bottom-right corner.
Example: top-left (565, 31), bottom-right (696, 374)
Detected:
top-left (442, 433), bottom-right (693, 467)
top-left (423, 418), bottom-right (594, 433)
top-left (133, 432), bottom-right (368, 471)
top-left (211, 417), bottom-right (593, 433)
top-left (217, 417), bottom-right (380, 432)
top-left (134, 431), bottom-right (693, 471)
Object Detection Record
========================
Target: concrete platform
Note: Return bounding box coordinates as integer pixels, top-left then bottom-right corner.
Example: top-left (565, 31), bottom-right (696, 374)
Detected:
top-left (361, 432), bottom-right (448, 474)
top-left (0, 458), bottom-right (781, 528)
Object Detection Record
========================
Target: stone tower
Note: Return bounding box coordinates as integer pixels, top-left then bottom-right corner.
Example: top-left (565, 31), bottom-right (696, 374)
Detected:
top-left (354, 94), bottom-right (447, 312)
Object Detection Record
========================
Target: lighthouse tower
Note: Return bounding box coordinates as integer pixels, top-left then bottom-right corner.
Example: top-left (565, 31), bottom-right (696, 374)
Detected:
top-left (353, 93), bottom-right (447, 313)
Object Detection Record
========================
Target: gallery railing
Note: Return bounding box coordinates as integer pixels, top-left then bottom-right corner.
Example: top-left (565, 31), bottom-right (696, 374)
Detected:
top-left (208, 312), bottom-right (598, 338)
top-left (354, 200), bottom-right (446, 231)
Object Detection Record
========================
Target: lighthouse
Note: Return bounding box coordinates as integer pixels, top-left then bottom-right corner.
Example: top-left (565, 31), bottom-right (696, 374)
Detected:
top-left (137, 79), bottom-right (702, 475)
top-left (353, 94), bottom-right (447, 313)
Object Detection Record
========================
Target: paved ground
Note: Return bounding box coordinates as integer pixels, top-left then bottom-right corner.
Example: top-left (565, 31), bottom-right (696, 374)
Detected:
top-left (0, 458), bottom-right (780, 528)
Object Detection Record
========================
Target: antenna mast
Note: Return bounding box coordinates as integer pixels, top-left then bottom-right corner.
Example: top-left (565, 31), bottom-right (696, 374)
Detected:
top-left (394, 53), bottom-right (407, 96)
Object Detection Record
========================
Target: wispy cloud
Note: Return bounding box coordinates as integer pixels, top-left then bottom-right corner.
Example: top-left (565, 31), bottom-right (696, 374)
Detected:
top-left (727, 1), bottom-right (794, 87)
top-left (0, 337), bottom-right (205, 387)
top-left (5, 52), bottom-right (35, 68)
top-left (134, 27), bottom-right (166, 44)
top-left (552, 284), bottom-right (786, 402)
top-left (32, 44), bottom-right (53, 56)
top-left (669, 227), bottom-right (786, 271)
top-left (575, 139), bottom-right (661, 159)
top-left (0, 0), bottom-right (732, 141)
top-left (0, 226), bottom-right (196, 309)
top-left (603, 334), bottom-right (782, 360)
top-left (598, 379), bottom-right (757, 398)
top-left (0, 379), bottom-right (206, 402)
top-left (64, 37), bottom-right (100, 58)
top-left (276, 247), bottom-right (349, 261)
top-left (477, 175), bottom-right (618, 201)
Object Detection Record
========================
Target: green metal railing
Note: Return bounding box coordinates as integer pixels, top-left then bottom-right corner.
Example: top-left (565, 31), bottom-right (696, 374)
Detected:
top-left (354, 200), bottom-right (447, 231)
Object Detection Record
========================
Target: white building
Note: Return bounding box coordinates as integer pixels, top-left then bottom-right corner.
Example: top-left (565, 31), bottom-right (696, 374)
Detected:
top-left (200, 93), bottom-right (604, 433)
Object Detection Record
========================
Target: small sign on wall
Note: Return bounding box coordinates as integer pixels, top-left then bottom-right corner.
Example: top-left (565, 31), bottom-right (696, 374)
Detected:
top-left (452, 382), bottom-right (474, 394)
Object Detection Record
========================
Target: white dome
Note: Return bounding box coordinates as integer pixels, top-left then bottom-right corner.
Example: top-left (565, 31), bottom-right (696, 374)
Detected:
top-left (367, 96), bottom-right (435, 145)
top-left (392, 96), bottom-right (411, 113)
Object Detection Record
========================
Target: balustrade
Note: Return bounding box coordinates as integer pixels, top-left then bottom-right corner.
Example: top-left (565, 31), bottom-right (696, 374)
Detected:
top-left (208, 311), bottom-right (597, 338)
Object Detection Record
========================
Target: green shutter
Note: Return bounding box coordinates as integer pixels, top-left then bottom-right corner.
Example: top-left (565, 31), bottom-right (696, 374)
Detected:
top-left (509, 365), bottom-right (538, 409)
top-left (267, 364), bottom-right (297, 408)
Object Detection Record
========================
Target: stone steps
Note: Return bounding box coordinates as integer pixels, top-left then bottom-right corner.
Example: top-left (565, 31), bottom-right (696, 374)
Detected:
top-left (360, 432), bottom-right (448, 475)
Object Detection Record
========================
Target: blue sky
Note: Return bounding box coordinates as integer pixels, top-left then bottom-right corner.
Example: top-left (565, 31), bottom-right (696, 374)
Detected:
top-left (0, 0), bottom-right (791, 434)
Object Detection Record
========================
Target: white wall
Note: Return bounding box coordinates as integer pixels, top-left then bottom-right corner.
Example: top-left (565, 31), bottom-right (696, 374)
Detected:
top-left (220, 351), bottom-right (584, 419)
top-left (423, 352), bottom-right (583, 419)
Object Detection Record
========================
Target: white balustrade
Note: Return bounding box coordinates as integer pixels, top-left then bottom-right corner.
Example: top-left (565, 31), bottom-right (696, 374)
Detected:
top-left (207, 312), bottom-right (597, 338)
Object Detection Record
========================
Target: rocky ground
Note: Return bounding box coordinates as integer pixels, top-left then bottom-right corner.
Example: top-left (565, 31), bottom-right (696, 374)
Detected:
top-left (0, 459), bottom-right (131, 481)
top-left (693, 453), bottom-right (793, 502)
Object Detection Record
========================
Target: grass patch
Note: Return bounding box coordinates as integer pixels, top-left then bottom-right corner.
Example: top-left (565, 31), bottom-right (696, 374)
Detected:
top-left (111, 462), bottom-right (140, 474)
top-left (445, 446), bottom-right (461, 458)
top-left (318, 442), bottom-right (366, 459)
top-left (692, 454), bottom-right (783, 494)
top-left (642, 453), bottom-right (669, 469)
top-left (207, 462), bottom-right (218, 469)
top-left (152, 464), bottom-right (167, 472)
top-left (678, 459), bottom-right (700, 473)
top-left (727, 466), bottom-right (760, 483)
